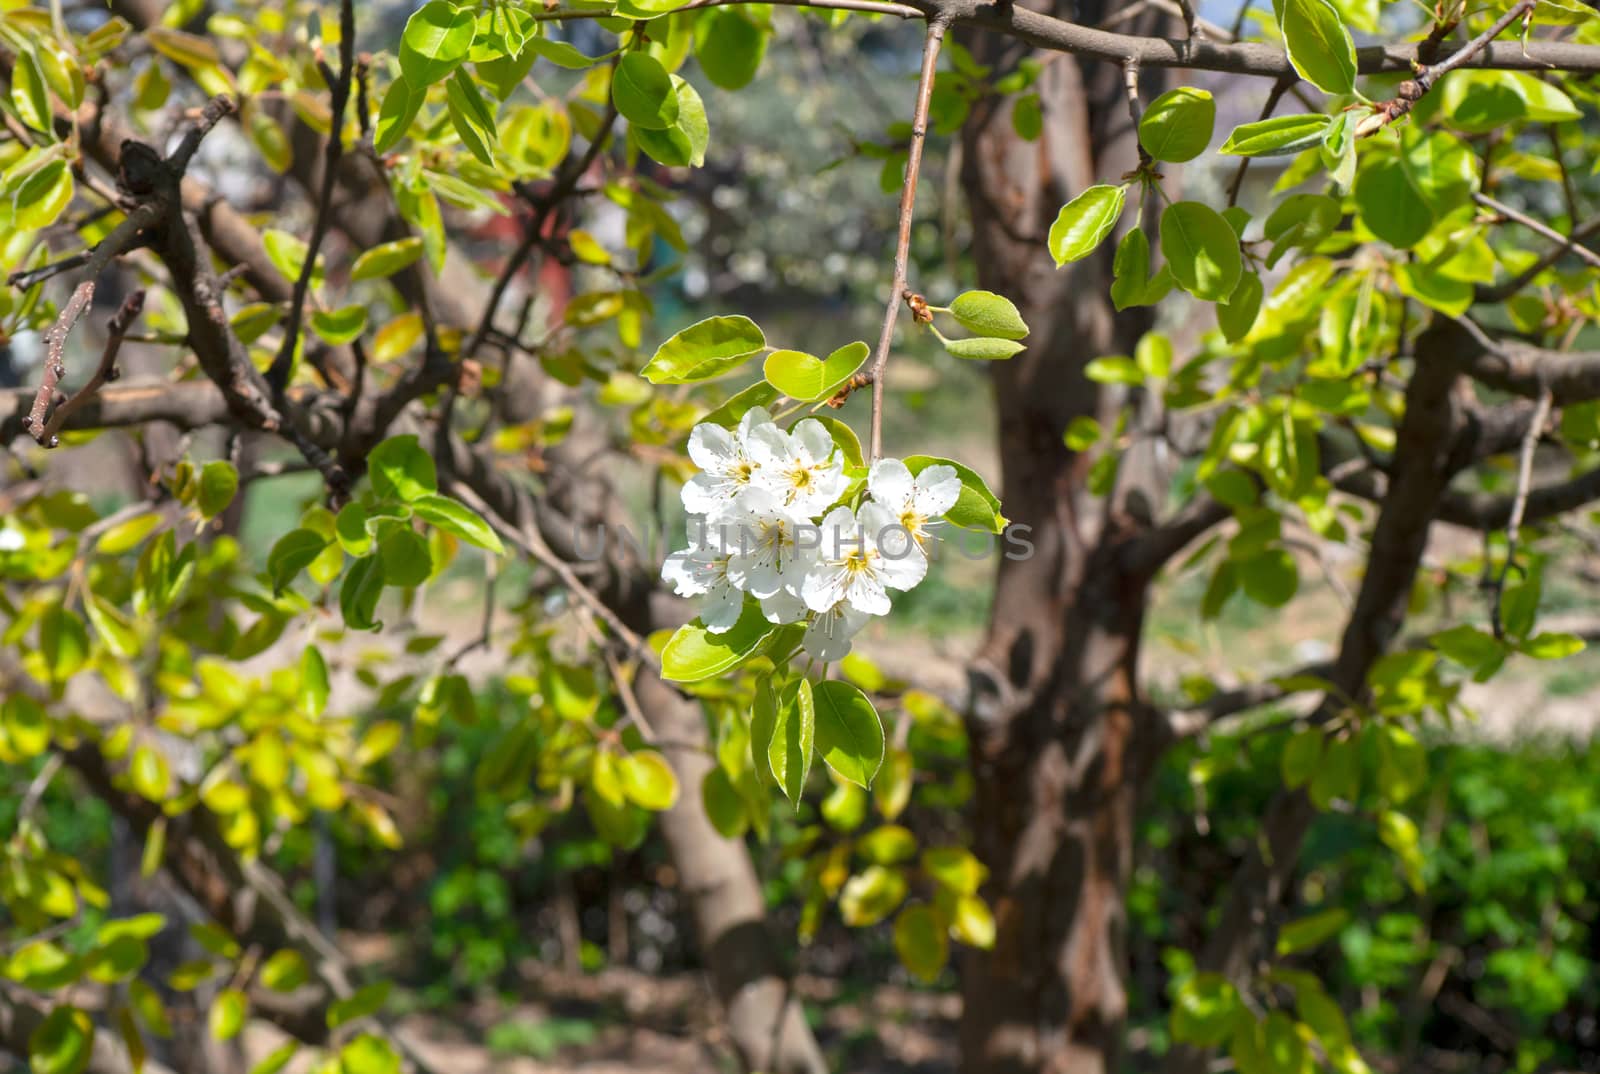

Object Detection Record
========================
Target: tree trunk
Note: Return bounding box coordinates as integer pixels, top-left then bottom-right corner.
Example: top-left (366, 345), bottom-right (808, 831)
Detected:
top-left (956, 14), bottom-right (1173, 1074)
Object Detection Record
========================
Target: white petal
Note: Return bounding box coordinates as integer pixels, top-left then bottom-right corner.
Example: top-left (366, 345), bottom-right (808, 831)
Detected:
top-left (688, 422), bottom-right (738, 471)
top-left (843, 571), bottom-right (891, 617)
top-left (868, 458), bottom-right (916, 513)
top-left (876, 542), bottom-right (928, 591)
top-left (682, 474), bottom-right (729, 516)
top-left (790, 420), bottom-right (836, 465)
top-left (802, 562), bottom-right (850, 613)
top-left (856, 501), bottom-right (898, 543)
top-left (814, 505), bottom-right (861, 562)
top-left (737, 406), bottom-right (775, 440)
top-left (803, 606), bottom-right (867, 663)
top-left (701, 584), bottom-right (745, 633)
top-left (661, 549), bottom-right (707, 596)
top-left (912, 464), bottom-right (963, 518)
top-left (760, 589), bottom-right (807, 625)
top-left (744, 423), bottom-right (792, 470)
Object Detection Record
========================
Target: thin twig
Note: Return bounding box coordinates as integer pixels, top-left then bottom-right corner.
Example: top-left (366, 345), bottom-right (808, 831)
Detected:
top-left (266, 0), bottom-right (356, 393)
top-left (868, 17), bottom-right (946, 463)
top-left (445, 480), bottom-right (652, 660)
top-left (36, 291), bottom-right (146, 446)
top-left (1474, 191), bottom-right (1600, 272)
top-left (1489, 387), bottom-right (1552, 638)
top-left (1358, 0), bottom-right (1536, 136)
top-left (1478, 215), bottom-right (1600, 302)
top-left (1123, 58), bottom-right (1152, 167)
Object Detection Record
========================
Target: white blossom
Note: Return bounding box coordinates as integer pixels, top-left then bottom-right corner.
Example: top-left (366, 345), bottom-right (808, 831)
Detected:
top-left (725, 489), bottom-right (816, 601)
top-left (747, 418), bottom-right (849, 517)
top-left (759, 588), bottom-right (807, 626)
top-left (867, 458), bottom-right (962, 551)
top-left (801, 502), bottom-right (927, 617)
top-left (802, 601), bottom-right (870, 662)
top-left (661, 535), bottom-right (744, 633)
top-left (681, 407), bottom-right (776, 517)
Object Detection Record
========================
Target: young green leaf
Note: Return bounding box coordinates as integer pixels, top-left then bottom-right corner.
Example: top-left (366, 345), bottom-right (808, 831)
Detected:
top-left (268, 529), bottom-right (329, 595)
top-left (411, 494), bottom-right (505, 553)
top-left (812, 680), bottom-right (884, 788)
top-left (446, 69), bottom-right (498, 165)
top-left (368, 435), bottom-right (438, 502)
top-left (763, 341), bottom-right (868, 401)
top-left (947, 290), bottom-right (1029, 340)
top-left (943, 336), bottom-right (1026, 361)
top-left (893, 904), bottom-right (949, 982)
top-left (633, 76), bottom-right (710, 167)
top-left (903, 455), bottom-right (1005, 532)
top-left (612, 52), bottom-right (679, 131)
top-left (399, 1), bottom-right (475, 87)
top-left (661, 602), bottom-right (776, 681)
top-left (1138, 87), bottom-right (1215, 163)
top-left (766, 678), bottom-right (815, 806)
top-left (695, 10), bottom-right (767, 90)
top-left (339, 555), bottom-right (385, 632)
top-left (196, 461), bottom-right (238, 519)
top-left (1220, 113), bottom-right (1331, 156)
top-left (1159, 201), bottom-right (1242, 301)
top-left (1279, 0), bottom-right (1357, 95)
top-left (374, 77), bottom-right (425, 155)
top-left (619, 751), bottom-right (679, 811)
top-left (641, 315), bottom-right (766, 384)
top-left (310, 305), bottom-right (368, 346)
top-left (1048, 184), bottom-right (1126, 266)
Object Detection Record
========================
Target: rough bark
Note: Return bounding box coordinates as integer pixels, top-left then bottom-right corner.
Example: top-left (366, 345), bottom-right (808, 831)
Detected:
top-left (956, 12), bottom-right (1172, 1074)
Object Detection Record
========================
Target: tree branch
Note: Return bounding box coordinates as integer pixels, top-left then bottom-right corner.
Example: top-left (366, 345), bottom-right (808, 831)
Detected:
top-left (868, 16), bottom-right (947, 463)
top-left (265, 0), bottom-right (356, 393)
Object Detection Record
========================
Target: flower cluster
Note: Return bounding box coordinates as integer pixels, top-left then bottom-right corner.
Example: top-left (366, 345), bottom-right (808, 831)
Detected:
top-left (662, 408), bottom-right (961, 662)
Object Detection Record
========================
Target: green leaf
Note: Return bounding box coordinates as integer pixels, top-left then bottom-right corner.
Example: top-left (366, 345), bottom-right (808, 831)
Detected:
top-left (368, 435), bottom-right (438, 501)
top-left (1171, 973), bottom-right (1240, 1047)
top-left (192, 460), bottom-right (236, 519)
top-left (839, 864), bottom-right (906, 926)
top-left (338, 1035), bottom-right (401, 1074)
top-left (1226, 111), bottom-right (1333, 161)
top-left (619, 751), bottom-right (679, 810)
top-left (922, 846), bottom-right (986, 895)
top-left (947, 290), bottom-right (1029, 340)
top-left (374, 77), bottom-right (425, 155)
top-left (894, 904), bottom-right (949, 982)
top-left (40, 604), bottom-right (88, 683)
top-left (262, 229), bottom-right (324, 288)
top-left (661, 601), bottom-right (776, 682)
top-left (1354, 157), bottom-right (1432, 249)
top-left (1085, 355), bottom-right (1144, 385)
top-left (527, 38), bottom-right (598, 70)
top-left (1138, 87), bottom-right (1215, 163)
top-left (1280, 727), bottom-right (1323, 788)
top-left (942, 336), bottom-right (1026, 361)
top-left (11, 48), bottom-right (52, 135)
top-left (96, 511), bottom-right (163, 554)
top-left (1522, 631), bottom-right (1585, 659)
top-left (268, 529), bottom-right (328, 595)
top-left (377, 525), bottom-right (433, 587)
top-left (446, 68), bottom-right (498, 165)
top-left (857, 824), bottom-right (917, 865)
top-left (260, 950), bottom-right (310, 992)
top-left (399, 1), bottom-right (475, 87)
top-left (84, 591), bottom-right (139, 657)
top-left (904, 455), bottom-right (1005, 533)
top-left (411, 494), bottom-right (505, 553)
top-left (310, 305), bottom-right (368, 345)
top-left (350, 238), bottom-right (424, 281)
top-left (1218, 270), bottom-right (1263, 342)
top-left (767, 678), bottom-right (815, 806)
top-left (1048, 184), bottom-right (1126, 266)
top-left (1160, 201), bottom-right (1242, 301)
top-left (339, 556), bottom-right (385, 632)
top-left (612, 52), bottom-right (678, 130)
top-left (1276, 907), bottom-right (1350, 954)
top-left (209, 989), bottom-right (247, 1041)
top-left (812, 680), bottom-right (884, 788)
top-left (30, 1007), bottom-right (93, 1074)
top-left (694, 10), bottom-right (766, 90)
top-left (327, 982), bottom-right (390, 1030)
top-left (633, 76), bottom-right (709, 168)
top-left (1110, 226), bottom-right (1173, 310)
top-left (1280, 0), bottom-right (1357, 95)
top-left (763, 341), bottom-right (868, 401)
top-left (301, 645), bottom-right (330, 717)
top-left (641, 315), bottom-right (766, 384)
top-left (1237, 548), bottom-right (1298, 606)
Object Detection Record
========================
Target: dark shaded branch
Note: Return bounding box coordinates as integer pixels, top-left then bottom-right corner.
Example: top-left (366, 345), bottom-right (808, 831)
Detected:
top-left (34, 291), bottom-right (146, 446)
top-left (265, 0), bottom-right (356, 393)
top-left (1165, 662), bottom-right (1334, 738)
top-left (1449, 318), bottom-right (1600, 405)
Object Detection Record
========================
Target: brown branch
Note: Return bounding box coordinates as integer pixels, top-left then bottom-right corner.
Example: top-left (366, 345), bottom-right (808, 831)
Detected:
top-left (33, 291), bottom-right (146, 447)
top-left (1357, 0), bottom-right (1535, 136)
top-left (1476, 215), bottom-right (1600, 302)
top-left (868, 16), bottom-right (947, 463)
top-left (1473, 190), bottom-right (1600, 272)
top-left (1449, 317), bottom-right (1600, 405)
top-left (266, 0), bottom-right (356, 393)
